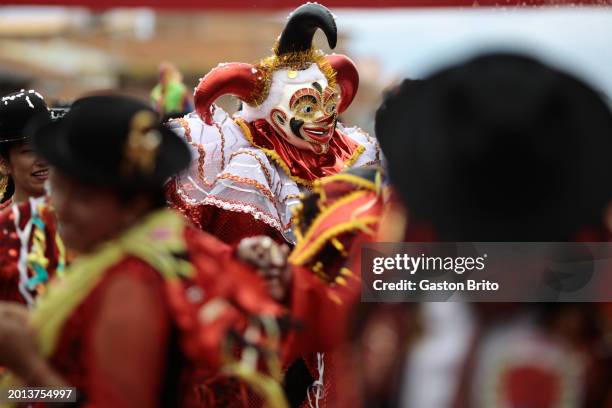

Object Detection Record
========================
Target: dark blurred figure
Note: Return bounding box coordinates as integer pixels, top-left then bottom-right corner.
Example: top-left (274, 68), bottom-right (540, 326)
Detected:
top-left (376, 54), bottom-right (612, 407)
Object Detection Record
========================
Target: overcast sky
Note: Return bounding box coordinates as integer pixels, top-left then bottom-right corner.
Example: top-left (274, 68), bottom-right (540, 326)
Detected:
top-left (335, 7), bottom-right (612, 100)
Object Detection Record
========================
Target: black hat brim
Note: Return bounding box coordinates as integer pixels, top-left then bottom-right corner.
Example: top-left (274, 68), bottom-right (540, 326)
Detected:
top-left (0, 133), bottom-right (28, 144)
top-left (29, 114), bottom-right (191, 189)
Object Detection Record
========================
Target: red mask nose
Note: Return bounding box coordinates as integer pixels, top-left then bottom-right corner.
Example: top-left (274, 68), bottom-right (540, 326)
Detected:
top-left (315, 114), bottom-right (336, 127)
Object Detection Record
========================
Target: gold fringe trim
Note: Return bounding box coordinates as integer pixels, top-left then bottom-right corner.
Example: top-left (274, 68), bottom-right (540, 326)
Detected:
top-left (248, 48), bottom-right (338, 108)
top-left (228, 150), bottom-right (274, 187)
top-left (175, 117), bottom-right (192, 143)
top-left (215, 173), bottom-right (276, 203)
top-left (235, 118), bottom-right (365, 189)
top-left (344, 144), bottom-right (365, 168)
top-left (340, 267), bottom-right (353, 278)
top-left (235, 118), bottom-right (314, 188)
top-left (289, 190), bottom-right (376, 264)
top-left (212, 121), bottom-right (226, 170)
top-left (327, 290), bottom-right (343, 305)
top-left (315, 171), bottom-right (375, 192)
top-left (290, 215), bottom-right (379, 266)
top-left (172, 117), bottom-right (214, 187)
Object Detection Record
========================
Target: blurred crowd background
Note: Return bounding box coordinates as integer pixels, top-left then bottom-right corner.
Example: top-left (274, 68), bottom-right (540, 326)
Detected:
top-left (2, 2), bottom-right (612, 407)
top-left (1, 1), bottom-right (611, 134)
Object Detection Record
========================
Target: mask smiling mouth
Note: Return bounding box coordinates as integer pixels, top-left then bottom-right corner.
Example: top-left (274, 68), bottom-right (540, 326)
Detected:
top-left (300, 114), bottom-right (337, 144)
top-left (301, 126), bottom-right (334, 143)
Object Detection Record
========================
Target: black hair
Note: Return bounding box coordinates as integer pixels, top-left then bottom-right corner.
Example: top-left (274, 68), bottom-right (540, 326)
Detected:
top-left (376, 54), bottom-right (612, 241)
top-left (0, 139), bottom-right (30, 161)
top-left (0, 141), bottom-right (13, 161)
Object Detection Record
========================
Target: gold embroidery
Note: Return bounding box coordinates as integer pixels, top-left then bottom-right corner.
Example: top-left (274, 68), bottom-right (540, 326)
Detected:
top-left (176, 117), bottom-right (192, 143)
top-left (216, 173), bottom-right (276, 203)
top-left (290, 190), bottom-right (372, 263)
top-left (228, 150), bottom-right (274, 187)
top-left (249, 48), bottom-right (338, 108)
top-left (213, 122), bottom-right (226, 171)
top-left (344, 144), bottom-right (365, 168)
top-left (122, 111), bottom-right (161, 176)
top-left (194, 144), bottom-right (213, 187)
top-left (173, 117), bottom-right (214, 187)
top-left (291, 215), bottom-right (379, 266)
top-left (317, 173), bottom-right (377, 192)
top-left (282, 193), bottom-right (301, 203)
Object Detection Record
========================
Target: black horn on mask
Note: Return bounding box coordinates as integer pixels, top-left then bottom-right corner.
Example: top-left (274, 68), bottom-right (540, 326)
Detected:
top-left (276, 3), bottom-right (337, 55)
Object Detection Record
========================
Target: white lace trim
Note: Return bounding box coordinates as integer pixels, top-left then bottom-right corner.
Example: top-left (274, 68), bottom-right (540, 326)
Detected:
top-left (176, 185), bottom-right (283, 232)
top-left (201, 196), bottom-right (282, 232)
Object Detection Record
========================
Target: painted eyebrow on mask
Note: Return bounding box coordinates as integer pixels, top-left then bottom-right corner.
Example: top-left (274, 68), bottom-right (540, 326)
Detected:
top-left (290, 88), bottom-right (321, 109)
top-left (312, 82), bottom-right (323, 94)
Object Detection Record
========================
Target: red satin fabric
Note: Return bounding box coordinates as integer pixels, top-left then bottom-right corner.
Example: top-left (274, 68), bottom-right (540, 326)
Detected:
top-left (326, 55), bottom-right (359, 114)
top-left (248, 119), bottom-right (363, 184)
top-left (195, 63), bottom-right (260, 125)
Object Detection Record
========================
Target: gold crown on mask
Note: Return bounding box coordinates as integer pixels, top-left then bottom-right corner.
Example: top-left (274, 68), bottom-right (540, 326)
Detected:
top-left (194, 3), bottom-right (359, 126)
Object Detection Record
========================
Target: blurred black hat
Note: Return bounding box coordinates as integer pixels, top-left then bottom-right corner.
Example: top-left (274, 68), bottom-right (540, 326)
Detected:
top-left (376, 53), bottom-right (612, 241)
top-left (0, 89), bottom-right (48, 143)
top-left (29, 94), bottom-right (191, 190)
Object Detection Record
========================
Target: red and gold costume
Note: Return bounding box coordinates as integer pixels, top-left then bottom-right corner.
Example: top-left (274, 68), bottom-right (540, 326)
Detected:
top-left (281, 168), bottom-right (386, 407)
top-left (166, 3), bottom-right (381, 246)
top-left (1, 209), bottom-right (284, 407)
top-left (165, 4), bottom-right (386, 406)
top-left (0, 197), bottom-right (63, 305)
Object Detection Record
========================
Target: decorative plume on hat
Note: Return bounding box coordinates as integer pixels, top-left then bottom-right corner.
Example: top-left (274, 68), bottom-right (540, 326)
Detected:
top-left (194, 3), bottom-right (359, 125)
top-left (0, 89), bottom-right (48, 143)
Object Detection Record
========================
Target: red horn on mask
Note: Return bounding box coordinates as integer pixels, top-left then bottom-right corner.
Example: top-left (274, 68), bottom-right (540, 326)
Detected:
top-left (326, 54), bottom-right (359, 114)
top-left (195, 63), bottom-right (261, 125)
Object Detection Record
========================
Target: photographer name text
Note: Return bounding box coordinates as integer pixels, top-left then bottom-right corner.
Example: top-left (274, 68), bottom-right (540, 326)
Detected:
top-left (371, 254), bottom-right (499, 292)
